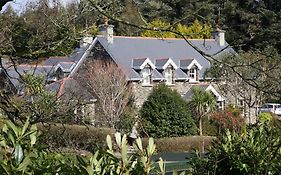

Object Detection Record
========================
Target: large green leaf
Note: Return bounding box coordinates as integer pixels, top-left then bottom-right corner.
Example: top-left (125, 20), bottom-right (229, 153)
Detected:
top-left (15, 144), bottom-right (24, 165)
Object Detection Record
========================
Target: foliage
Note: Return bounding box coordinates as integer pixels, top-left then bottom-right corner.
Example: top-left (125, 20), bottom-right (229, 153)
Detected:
top-left (211, 105), bottom-right (245, 133)
top-left (0, 0), bottom-right (99, 59)
top-left (0, 118), bottom-right (41, 174)
top-left (0, 118), bottom-right (172, 175)
top-left (201, 118), bottom-right (218, 136)
top-left (140, 84), bottom-right (197, 138)
top-left (188, 87), bottom-right (216, 136)
top-left (207, 50), bottom-right (281, 118)
top-left (141, 19), bottom-right (177, 38)
top-left (117, 105), bottom-right (137, 134)
top-left (258, 112), bottom-right (273, 123)
top-left (142, 136), bottom-right (215, 153)
top-left (141, 19), bottom-right (211, 39)
top-left (136, 0), bottom-right (281, 53)
top-left (189, 122), bottom-right (281, 175)
top-left (0, 73), bottom-right (80, 124)
top-left (176, 19), bottom-right (212, 39)
top-left (38, 123), bottom-right (114, 152)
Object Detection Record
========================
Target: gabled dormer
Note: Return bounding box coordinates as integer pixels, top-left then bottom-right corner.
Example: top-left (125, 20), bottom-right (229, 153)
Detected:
top-left (132, 58), bottom-right (155, 86)
top-left (155, 58), bottom-right (178, 85)
top-left (180, 59), bottom-right (202, 83)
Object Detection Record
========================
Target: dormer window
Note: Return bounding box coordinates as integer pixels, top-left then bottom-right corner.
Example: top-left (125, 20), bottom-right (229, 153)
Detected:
top-left (132, 58), bottom-right (155, 86)
top-left (189, 66), bottom-right (198, 82)
top-left (142, 64), bottom-right (152, 85)
top-left (164, 65), bottom-right (174, 85)
top-left (155, 58), bottom-right (178, 85)
top-left (179, 59), bottom-right (202, 83)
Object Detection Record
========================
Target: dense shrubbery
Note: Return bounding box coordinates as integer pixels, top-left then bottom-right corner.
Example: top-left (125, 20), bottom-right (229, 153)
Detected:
top-left (0, 119), bottom-right (167, 175)
top-left (189, 120), bottom-right (281, 175)
top-left (211, 105), bottom-right (245, 133)
top-left (143, 136), bottom-right (215, 153)
top-left (38, 123), bottom-right (114, 152)
top-left (140, 84), bottom-right (197, 138)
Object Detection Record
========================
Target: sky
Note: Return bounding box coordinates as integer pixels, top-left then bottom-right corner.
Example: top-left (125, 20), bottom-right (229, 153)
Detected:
top-left (1, 0), bottom-right (73, 13)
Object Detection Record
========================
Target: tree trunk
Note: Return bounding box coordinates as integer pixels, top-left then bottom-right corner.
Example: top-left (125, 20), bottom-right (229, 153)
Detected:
top-left (199, 117), bottom-right (203, 136)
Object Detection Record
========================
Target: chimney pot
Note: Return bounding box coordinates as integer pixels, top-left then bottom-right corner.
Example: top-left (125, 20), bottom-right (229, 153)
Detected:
top-left (211, 28), bottom-right (225, 47)
top-left (80, 36), bottom-right (93, 47)
top-left (99, 25), bottom-right (114, 44)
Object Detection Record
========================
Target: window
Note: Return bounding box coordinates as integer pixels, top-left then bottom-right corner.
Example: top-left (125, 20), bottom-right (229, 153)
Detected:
top-left (142, 65), bottom-right (151, 85)
top-left (189, 66), bottom-right (198, 82)
top-left (164, 65), bottom-right (174, 85)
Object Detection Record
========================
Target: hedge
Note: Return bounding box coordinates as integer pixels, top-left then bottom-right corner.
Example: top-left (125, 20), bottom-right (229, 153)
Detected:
top-left (37, 123), bottom-right (114, 153)
top-left (143, 136), bottom-right (216, 153)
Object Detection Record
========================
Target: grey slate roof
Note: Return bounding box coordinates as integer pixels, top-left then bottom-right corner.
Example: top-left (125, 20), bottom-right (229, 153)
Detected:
top-left (155, 58), bottom-right (169, 70)
top-left (5, 65), bottom-right (54, 88)
top-left (132, 58), bottom-right (147, 70)
top-left (183, 84), bottom-right (210, 100)
top-left (46, 77), bottom-right (95, 102)
top-left (58, 62), bottom-right (75, 72)
top-left (152, 69), bottom-right (165, 80)
top-left (68, 46), bottom-right (89, 63)
top-left (42, 57), bottom-right (72, 66)
top-left (179, 59), bottom-right (194, 70)
top-left (96, 36), bottom-right (234, 80)
top-left (175, 68), bottom-right (188, 80)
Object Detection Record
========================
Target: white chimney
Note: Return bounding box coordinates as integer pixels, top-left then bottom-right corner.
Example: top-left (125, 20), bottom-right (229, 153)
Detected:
top-left (80, 36), bottom-right (93, 47)
top-left (211, 28), bottom-right (225, 47)
top-left (100, 25), bottom-right (114, 45)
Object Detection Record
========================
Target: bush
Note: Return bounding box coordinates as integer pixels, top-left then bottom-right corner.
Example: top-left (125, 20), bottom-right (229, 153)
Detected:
top-left (0, 119), bottom-right (165, 175)
top-left (202, 118), bottom-right (218, 136)
top-left (142, 136), bottom-right (215, 153)
top-left (140, 84), bottom-right (197, 138)
top-left (38, 123), bottom-right (114, 152)
top-left (190, 122), bottom-right (281, 175)
top-left (211, 105), bottom-right (245, 133)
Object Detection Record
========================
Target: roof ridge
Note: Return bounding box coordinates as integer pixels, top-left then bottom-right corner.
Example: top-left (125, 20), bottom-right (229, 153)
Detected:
top-left (97, 35), bottom-right (215, 41)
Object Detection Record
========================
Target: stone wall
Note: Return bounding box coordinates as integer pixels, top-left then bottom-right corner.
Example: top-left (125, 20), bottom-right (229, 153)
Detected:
top-left (131, 81), bottom-right (193, 108)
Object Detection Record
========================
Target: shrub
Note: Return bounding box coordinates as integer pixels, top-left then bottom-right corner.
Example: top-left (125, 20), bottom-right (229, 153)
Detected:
top-left (140, 84), bottom-right (197, 138)
top-left (190, 122), bottom-right (281, 175)
top-left (0, 119), bottom-right (166, 175)
top-left (38, 123), bottom-right (114, 152)
top-left (211, 105), bottom-right (245, 133)
top-left (142, 136), bottom-right (216, 153)
top-left (202, 118), bottom-right (218, 136)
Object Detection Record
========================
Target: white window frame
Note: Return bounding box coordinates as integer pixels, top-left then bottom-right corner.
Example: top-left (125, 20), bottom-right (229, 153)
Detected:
top-left (189, 66), bottom-right (198, 82)
top-left (164, 65), bottom-right (174, 85)
top-left (142, 65), bottom-right (152, 86)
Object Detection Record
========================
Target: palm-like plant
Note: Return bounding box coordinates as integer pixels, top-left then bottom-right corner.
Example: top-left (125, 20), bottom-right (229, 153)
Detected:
top-left (189, 87), bottom-right (217, 136)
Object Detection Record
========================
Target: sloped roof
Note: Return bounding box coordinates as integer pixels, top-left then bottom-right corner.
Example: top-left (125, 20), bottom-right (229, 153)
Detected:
top-left (46, 77), bottom-right (95, 102)
top-left (179, 59), bottom-right (194, 69)
top-left (5, 65), bottom-right (54, 88)
top-left (42, 57), bottom-right (72, 66)
top-left (183, 84), bottom-right (224, 101)
top-left (57, 62), bottom-right (75, 72)
top-left (155, 58), bottom-right (169, 69)
top-left (96, 36), bottom-right (233, 80)
top-left (132, 58), bottom-right (147, 69)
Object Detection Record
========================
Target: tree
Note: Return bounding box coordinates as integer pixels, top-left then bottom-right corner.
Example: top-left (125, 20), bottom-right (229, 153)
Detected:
top-left (77, 59), bottom-right (132, 129)
top-left (141, 19), bottom-right (177, 38)
top-left (141, 19), bottom-right (211, 39)
top-left (140, 84), bottom-right (197, 138)
top-left (0, 70), bottom-right (83, 124)
top-left (206, 49), bottom-right (281, 122)
top-left (188, 87), bottom-right (216, 136)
